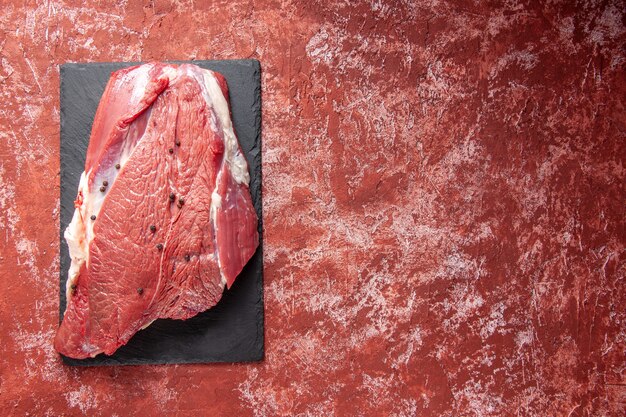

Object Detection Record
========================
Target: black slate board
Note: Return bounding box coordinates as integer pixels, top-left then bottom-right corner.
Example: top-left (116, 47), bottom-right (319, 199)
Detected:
top-left (59, 60), bottom-right (263, 366)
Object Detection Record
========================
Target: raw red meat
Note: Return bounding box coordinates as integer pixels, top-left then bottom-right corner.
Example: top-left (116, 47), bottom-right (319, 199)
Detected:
top-left (54, 62), bottom-right (259, 359)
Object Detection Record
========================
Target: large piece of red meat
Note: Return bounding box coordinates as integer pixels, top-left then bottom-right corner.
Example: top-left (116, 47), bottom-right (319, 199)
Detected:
top-left (54, 62), bottom-right (259, 359)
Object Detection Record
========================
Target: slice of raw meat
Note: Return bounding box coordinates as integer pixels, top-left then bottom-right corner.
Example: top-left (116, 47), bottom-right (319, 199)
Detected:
top-left (54, 62), bottom-right (259, 359)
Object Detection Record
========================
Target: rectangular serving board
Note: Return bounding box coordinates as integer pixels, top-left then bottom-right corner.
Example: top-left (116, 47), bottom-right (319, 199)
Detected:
top-left (59, 60), bottom-right (263, 366)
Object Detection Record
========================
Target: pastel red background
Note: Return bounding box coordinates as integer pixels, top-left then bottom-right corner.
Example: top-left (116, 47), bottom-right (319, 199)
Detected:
top-left (0, 1), bottom-right (624, 416)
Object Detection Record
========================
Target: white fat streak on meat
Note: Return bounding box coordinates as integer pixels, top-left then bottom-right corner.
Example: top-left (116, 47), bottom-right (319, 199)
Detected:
top-left (63, 171), bottom-right (88, 295)
top-left (203, 70), bottom-right (250, 186)
top-left (125, 63), bottom-right (154, 104)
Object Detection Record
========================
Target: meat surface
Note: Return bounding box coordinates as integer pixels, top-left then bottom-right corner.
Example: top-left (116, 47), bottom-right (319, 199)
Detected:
top-left (54, 62), bottom-right (259, 359)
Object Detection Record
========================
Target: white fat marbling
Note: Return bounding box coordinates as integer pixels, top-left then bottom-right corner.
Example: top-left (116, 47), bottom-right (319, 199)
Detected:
top-left (64, 172), bottom-right (89, 297)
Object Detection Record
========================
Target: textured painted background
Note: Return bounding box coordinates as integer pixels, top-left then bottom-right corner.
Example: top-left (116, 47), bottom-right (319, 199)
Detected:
top-left (0, 0), bottom-right (624, 416)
